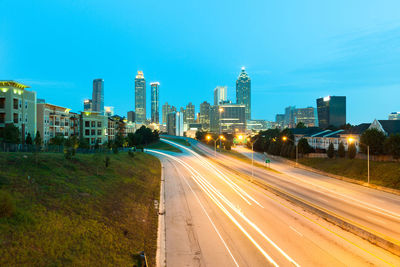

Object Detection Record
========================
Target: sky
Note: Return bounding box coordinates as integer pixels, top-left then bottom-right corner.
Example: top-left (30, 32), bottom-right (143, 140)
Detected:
top-left (2, 0), bottom-right (400, 124)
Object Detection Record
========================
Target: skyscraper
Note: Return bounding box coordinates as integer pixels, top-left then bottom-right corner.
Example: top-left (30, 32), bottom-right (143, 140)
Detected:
top-left (236, 67), bottom-right (251, 120)
top-left (150, 82), bottom-right (160, 124)
top-left (127, 111), bottom-right (135, 122)
top-left (199, 101), bottom-right (211, 129)
top-left (162, 102), bottom-right (171, 124)
top-left (389, 112), bottom-right (400, 120)
top-left (135, 71), bottom-right (146, 124)
top-left (214, 86), bottom-right (227, 105)
top-left (316, 96), bottom-right (346, 129)
top-left (83, 99), bottom-right (92, 111)
top-left (185, 102), bottom-right (195, 124)
top-left (92, 79), bottom-right (104, 113)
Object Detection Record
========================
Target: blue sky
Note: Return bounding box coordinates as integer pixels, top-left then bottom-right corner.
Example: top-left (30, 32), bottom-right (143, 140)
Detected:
top-left (2, 0), bottom-right (400, 124)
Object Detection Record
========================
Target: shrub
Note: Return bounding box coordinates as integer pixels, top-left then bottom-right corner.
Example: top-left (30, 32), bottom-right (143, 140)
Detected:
top-left (348, 143), bottom-right (357, 159)
top-left (338, 142), bottom-right (345, 158)
top-left (0, 190), bottom-right (16, 218)
top-left (327, 143), bottom-right (335, 158)
top-left (128, 150), bottom-right (135, 158)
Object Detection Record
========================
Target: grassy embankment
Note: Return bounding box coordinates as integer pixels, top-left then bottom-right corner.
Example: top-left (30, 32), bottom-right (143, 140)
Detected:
top-left (298, 157), bottom-right (400, 190)
top-left (0, 152), bottom-right (161, 266)
top-left (145, 140), bottom-right (182, 153)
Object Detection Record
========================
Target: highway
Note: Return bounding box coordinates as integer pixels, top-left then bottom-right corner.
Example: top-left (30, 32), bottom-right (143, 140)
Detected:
top-left (189, 140), bottom-right (400, 242)
top-left (148, 138), bottom-right (400, 266)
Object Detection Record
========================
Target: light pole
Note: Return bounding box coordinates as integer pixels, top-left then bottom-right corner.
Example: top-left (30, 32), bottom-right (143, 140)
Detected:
top-left (348, 137), bottom-right (370, 184)
top-left (219, 107), bottom-right (224, 151)
top-left (282, 136), bottom-right (298, 166)
top-left (206, 134), bottom-right (225, 157)
top-left (247, 135), bottom-right (265, 179)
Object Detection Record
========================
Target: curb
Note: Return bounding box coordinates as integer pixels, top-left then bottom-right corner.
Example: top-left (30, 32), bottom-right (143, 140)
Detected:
top-left (196, 147), bottom-right (400, 257)
top-left (156, 164), bottom-right (166, 267)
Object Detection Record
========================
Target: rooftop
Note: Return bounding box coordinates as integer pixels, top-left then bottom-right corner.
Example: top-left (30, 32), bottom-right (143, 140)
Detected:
top-left (0, 80), bottom-right (30, 89)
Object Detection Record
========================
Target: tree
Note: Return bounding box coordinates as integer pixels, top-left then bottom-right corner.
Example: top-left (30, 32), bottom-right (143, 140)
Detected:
top-left (196, 130), bottom-right (208, 141)
top-left (348, 143), bottom-right (356, 159)
top-left (297, 138), bottom-right (313, 154)
top-left (25, 133), bottom-right (33, 145)
top-left (50, 134), bottom-right (65, 146)
top-left (296, 122), bottom-right (306, 128)
top-left (327, 143), bottom-right (335, 158)
top-left (384, 134), bottom-right (400, 159)
top-left (3, 124), bottom-right (20, 144)
top-left (360, 128), bottom-right (386, 155)
top-left (338, 142), bottom-right (345, 158)
top-left (34, 131), bottom-right (42, 147)
top-left (79, 137), bottom-right (90, 149)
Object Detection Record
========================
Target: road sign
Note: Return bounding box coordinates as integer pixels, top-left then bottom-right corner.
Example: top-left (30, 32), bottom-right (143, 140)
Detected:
top-left (265, 159), bottom-right (271, 163)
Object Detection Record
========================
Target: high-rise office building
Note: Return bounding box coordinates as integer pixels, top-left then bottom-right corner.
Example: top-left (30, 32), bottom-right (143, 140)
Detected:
top-left (214, 86), bottom-right (227, 105)
top-left (236, 67), bottom-right (251, 120)
top-left (92, 79), bottom-right (104, 113)
top-left (316, 96), bottom-right (346, 129)
top-left (135, 71), bottom-right (146, 124)
top-left (284, 106), bottom-right (296, 128)
top-left (185, 102), bottom-right (195, 124)
top-left (199, 101), bottom-right (211, 129)
top-left (167, 112), bottom-right (184, 136)
top-left (389, 112), bottom-right (400, 120)
top-left (294, 107), bottom-right (316, 127)
top-left (150, 82), bottom-right (160, 124)
top-left (275, 114), bottom-right (285, 127)
top-left (83, 99), bottom-right (92, 111)
top-left (162, 102), bottom-right (170, 124)
top-left (171, 105), bottom-right (177, 113)
top-left (127, 111), bottom-right (135, 122)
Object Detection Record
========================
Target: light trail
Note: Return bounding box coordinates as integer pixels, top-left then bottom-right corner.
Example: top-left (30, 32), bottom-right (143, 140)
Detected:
top-left (149, 149), bottom-right (300, 266)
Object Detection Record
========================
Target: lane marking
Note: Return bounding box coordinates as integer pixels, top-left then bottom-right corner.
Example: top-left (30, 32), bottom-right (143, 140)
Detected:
top-left (289, 226), bottom-right (303, 237)
top-left (366, 215), bottom-right (388, 225)
top-left (149, 149), bottom-right (299, 267)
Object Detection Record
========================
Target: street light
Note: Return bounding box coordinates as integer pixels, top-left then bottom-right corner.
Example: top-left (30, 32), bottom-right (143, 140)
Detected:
top-left (348, 137), bottom-right (370, 184)
top-left (206, 134), bottom-right (224, 157)
top-left (247, 135), bottom-right (265, 179)
top-left (282, 136), bottom-right (298, 166)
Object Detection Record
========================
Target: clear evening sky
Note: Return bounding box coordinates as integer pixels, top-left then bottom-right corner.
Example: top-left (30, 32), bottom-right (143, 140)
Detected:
top-left (2, 0), bottom-right (400, 124)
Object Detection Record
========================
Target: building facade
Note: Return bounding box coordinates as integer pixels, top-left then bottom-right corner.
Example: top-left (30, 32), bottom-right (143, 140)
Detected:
top-left (127, 111), bottom-right (135, 122)
top-left (236, 67), bottom-right (251, 120)
top-left (37, 100), bottom-right (79, 145)
top-left (0, 81), bottom-right (37, 143)
top-left (92, 79), bottom-right (104, 113)
top-left (150, 82), bottom-right (160, 124)
top-left (83, 99), bottom-right (92, 111)
top-left (162, 102), bottom-right (170, 125)
top-left (294, 107), bottom-right (316, 127)
top-left (135, 71), bottom-right (146, 124)
top-left (199, 101), bottom-right (211, 130)
top-left (389, 112), bottom-right (400, 120)
top-left (79, 111), bottom-right (108, 147)
top-left (167, 112), bottom-right (184, 136)
top-left (220, 104), bottom-right (246, 133)
top-left (185, 102), bottom-right (195, 124)
top-left (214, 86), bottom-right (227, 105)
top-left (317, 96), bottom-right (346, 129)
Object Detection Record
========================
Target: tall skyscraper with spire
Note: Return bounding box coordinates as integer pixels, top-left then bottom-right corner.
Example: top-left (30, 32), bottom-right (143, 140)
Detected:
top-left (135, 71), bottom-right (146, 124)
top-left (150, 82), bottom-right (160, 124)
top-left (236, 67), bottom-right (251, 120)
top-left (92, 79), bottom-right (104, 113)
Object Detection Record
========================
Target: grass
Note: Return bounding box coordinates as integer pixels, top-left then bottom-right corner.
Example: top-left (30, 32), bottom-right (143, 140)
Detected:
top-left (146, 140), bottom-right (182, 153)
top-left (298, 157), bottom-right (400, 190)
top-left (0, 152), bottom-right (161, 266)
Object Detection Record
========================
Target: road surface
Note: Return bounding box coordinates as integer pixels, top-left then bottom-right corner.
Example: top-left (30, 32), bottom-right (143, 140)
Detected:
top-left (148, 138), bottom-right (400, 266)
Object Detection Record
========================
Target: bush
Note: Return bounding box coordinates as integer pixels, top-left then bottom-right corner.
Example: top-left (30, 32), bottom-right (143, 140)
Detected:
top-left (348, 143), bottom-right (356, 159)
top-left (0, 190), bottom-right (16, 218)
top-left (338, 142), bottom-right (345, 158)
top-left (384, 134), bottom-right (400, 159)
top-left (360, 128), bottom-right (386, 155)
top-left (298, 138), bottom-right (313, 154)
top-left (128, 150), bottom-right (135, 158)
top-left (327, 143), bottom-right (335, 158)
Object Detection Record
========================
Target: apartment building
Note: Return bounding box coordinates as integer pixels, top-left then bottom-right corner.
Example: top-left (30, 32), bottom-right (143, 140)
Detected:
top-left (0, 81), bottom-right (36, 142)
top-left (37, 100), bottom-right (79, 145)
top-left (79, 111), bottom-right (108, 146)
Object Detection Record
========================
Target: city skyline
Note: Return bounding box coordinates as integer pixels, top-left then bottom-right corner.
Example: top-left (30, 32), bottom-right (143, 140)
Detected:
top-left (2, 1), bottom-right (400, 124)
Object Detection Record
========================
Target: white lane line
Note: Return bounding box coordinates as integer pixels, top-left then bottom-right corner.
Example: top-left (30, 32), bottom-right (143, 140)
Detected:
top-left (289, 226), bottom-right (303, 237)
top-left (149, 149), bottom-right (300, 267)
top-left (169, 160), bottom-right (240, 267)
top-left (317, 197), bottom-right (329, 203)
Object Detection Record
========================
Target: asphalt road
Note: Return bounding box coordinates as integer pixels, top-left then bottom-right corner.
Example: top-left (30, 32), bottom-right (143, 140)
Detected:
top-left (147, 138), bottom-right (400, 266)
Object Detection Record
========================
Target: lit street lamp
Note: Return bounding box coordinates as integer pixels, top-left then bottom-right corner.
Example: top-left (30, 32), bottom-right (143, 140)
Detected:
top-left (282, 136), bottom-right (298, 166)
top-left (348, 137), bottom-right (370, 184)
top-left (206, 134), bottom-right (225, 157)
